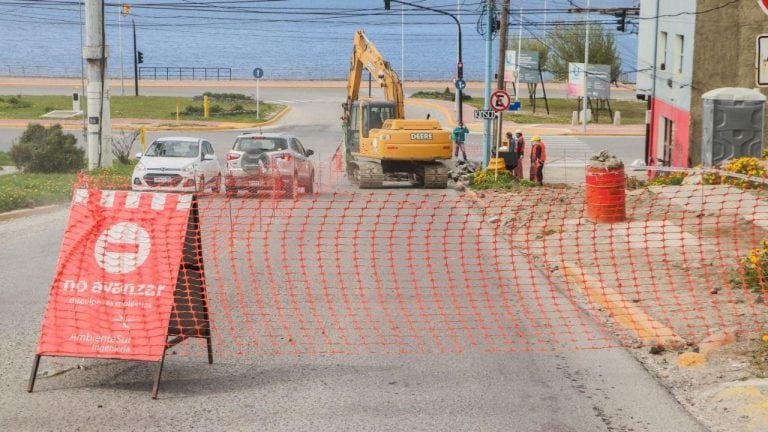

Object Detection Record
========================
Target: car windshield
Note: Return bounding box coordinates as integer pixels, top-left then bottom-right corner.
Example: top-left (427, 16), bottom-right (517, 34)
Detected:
top-left (235, 137), bottom-right (288, 152)
top-left (144, 141), bottom-right (199, 158)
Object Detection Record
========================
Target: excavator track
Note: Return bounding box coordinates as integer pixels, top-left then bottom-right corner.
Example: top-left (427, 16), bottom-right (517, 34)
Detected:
top-left (420, 162), bottom-right (450, 189)
top-left (357, 161), bottom-right (385, 189)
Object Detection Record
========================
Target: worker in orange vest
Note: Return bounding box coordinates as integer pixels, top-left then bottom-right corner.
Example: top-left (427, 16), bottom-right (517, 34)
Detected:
top-left (529, 135), bottom-right (546, 185)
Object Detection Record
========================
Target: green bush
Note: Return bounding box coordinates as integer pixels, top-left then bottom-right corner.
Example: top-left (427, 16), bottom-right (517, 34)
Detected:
top-left (183, 105), bottom-right (203, 115)
top-left (9, 123), bottom-right (84, 173)
top-left (201, 92), bottom-right (253, 102)
top-left (411, 88), bottom-right (472, 102)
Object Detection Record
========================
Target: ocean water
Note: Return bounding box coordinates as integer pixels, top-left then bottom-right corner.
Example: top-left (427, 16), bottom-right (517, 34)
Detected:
top-left (0, 0), bottom-right (638, 81)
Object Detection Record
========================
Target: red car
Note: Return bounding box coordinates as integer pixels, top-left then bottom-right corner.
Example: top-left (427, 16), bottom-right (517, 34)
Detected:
top-left (224, 133), bottom-right (315, 196)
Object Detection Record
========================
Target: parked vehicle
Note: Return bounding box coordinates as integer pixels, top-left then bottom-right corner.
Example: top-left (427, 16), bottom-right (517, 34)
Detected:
top-left (131, 137), bottom-right (222, 193)
top-left (224, 132), bottom-right (315, 196)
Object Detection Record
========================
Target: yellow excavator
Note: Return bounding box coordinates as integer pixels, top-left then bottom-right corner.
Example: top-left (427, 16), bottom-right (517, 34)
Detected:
top-left (341, 30), bottom-right (452, 188)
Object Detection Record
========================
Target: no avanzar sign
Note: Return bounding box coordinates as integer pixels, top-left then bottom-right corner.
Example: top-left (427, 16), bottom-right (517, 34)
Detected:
top-left (35, 190), bottom-right (192, 362)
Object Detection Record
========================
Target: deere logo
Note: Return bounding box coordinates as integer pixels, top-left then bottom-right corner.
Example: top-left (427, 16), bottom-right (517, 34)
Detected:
top-left (410, 133), bottom-right (433, 140)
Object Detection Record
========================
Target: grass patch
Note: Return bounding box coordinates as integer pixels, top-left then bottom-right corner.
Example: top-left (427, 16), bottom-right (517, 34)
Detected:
top-left (0, 163), bottom-right (135, 213)
top-left (468, 169), bottom-right (538, 190)
top-left (0, 94), bottom-right (283, 123)
top-left (0, 172), bottom-right (76, 212)
top-left (0, 151), bottom-right (11, 165)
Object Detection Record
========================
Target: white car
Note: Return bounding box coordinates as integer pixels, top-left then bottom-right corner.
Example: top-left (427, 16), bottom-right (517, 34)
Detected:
top-left (224, 133), bottom-right (315, 195)
top-left (132, 137), bottom-right (222, 193)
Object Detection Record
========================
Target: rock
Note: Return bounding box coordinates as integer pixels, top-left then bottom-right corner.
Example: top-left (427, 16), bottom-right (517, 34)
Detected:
top-left (677, 351), bottom-right (706, 367)
top-left (699, 331), bottom-right (737, 358)
top-left (488, 216), bottom-right (501, 224)
top-left (682, 174), bottom-right (703, 185)
top-left (587, 150), bottom-right (624, 170)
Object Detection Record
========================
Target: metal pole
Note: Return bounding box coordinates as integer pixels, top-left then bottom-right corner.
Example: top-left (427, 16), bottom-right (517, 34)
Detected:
top-left (647, 0), bottom-right (661, 165)
top-left (79, 0), bottom-right (86, 138)
top-left (133, 19), bottom-right (139, 97)
top-left (496, 0), bottom-right (510, 152)
top-left (581, 0), bottom-right (591, 133)
top-left (483, 0), bottom-right (494, 167)
top-left (256, 78), bottom-right (260, 120)
top-left (118, 7), bottom-right (124, 96)
top-left (455, 0), bottom-right (460, 121)
top-left (401, 4), bottom-right (405, 88)
top-left (515, 1), bottom-right (522, 101)
top-left (390, 0), bottom-right (463, 125)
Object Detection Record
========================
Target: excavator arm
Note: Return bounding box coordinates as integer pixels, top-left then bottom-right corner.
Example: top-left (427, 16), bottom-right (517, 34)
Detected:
top-left (344, 30), bottom-right (404, 120)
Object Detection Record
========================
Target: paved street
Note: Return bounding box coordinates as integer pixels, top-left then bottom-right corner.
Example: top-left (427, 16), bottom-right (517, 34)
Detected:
top-left (0, 80), bottom-right (710, 431)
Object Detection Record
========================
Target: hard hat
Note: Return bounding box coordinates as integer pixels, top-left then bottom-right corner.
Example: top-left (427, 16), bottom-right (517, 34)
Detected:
top-left (531, 135), bottom-right (541, 142)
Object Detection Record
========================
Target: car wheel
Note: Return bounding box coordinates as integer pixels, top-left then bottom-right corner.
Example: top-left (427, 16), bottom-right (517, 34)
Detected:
top-left (305, 171), bottom-right (315, 194)
top-left (283, 172), bottom-right (299, 198)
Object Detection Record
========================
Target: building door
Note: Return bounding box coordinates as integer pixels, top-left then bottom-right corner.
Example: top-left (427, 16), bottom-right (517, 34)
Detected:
top-left (656, 117), bottom-right (673, 166)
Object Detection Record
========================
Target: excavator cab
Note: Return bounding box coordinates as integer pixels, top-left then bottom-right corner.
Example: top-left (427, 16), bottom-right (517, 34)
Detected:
top-left (345, 100), bottom-right (397, 153)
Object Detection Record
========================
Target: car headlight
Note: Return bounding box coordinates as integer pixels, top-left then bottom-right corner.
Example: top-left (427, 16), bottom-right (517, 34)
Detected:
top-left (182, 164), bottom-right (195, 175)
top-left (135, 162), bottom-right (146, 172)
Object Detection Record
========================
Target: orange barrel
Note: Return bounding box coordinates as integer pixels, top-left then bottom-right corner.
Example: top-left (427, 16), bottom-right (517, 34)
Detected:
top-left (585, 167), bottom-right (626, 223)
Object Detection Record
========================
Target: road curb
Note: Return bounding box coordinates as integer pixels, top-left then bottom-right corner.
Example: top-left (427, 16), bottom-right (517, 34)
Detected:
top-left (0, 204), bottom-right (61, 222)
top-left (559, 261), bottom-right (684, 347)
top-left (0, 106), bottom-right (293, 132)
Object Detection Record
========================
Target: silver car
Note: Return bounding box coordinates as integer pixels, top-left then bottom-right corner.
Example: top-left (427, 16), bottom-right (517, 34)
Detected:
top-left (132, 137), bottom-right (222, 193)
top-left (225, 133), bottom-right (315, 196)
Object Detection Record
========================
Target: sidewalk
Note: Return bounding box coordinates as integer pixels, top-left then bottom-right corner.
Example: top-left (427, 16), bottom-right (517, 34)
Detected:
top-left (419, 98), bottom-right (644, 137)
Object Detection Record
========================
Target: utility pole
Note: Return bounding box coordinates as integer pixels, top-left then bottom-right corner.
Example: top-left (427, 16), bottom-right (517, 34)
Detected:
top-left (84, 0), bottom-right (112, 169)
top-left (496, 0), bottom-right (510, 150)
top-left (482, 0), bottom-right (494, 167)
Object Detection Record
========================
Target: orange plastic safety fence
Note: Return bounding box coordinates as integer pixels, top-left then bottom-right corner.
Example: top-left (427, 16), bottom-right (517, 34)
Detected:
top-left (44, 178), bottom-right (768, 358)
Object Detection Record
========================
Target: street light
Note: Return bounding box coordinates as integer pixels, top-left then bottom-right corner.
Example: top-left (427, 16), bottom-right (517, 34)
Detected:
top-left (384, 0), bottom-right (464, 125)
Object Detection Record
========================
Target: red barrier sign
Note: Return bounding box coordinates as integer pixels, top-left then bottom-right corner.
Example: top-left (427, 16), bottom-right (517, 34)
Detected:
top-left (36, 190), bottom-right (193, 361)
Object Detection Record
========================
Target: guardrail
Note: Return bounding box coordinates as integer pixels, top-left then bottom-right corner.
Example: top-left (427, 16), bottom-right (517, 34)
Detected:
top-left (139, 67), bottom-right (232, 81)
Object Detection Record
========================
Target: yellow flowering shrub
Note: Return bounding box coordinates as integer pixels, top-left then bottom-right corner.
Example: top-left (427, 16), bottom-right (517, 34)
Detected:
top-left (733, 240), bottom-right (768, 293)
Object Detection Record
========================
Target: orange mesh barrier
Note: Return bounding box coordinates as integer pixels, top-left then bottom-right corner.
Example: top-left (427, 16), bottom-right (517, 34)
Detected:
top-left (39, 174), bottom-right (768, 358)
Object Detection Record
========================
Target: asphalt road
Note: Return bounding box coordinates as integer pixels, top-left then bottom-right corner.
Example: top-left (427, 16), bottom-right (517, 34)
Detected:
top-left (0, 86), bottom-right (703, 431)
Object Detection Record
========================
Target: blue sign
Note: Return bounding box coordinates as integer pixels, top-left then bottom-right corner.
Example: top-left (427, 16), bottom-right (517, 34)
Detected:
top-left (454, 79), bottom-right (466, 91)
top-left (252, 67), bottom-right (264, 79)
top-left (507, 101), bottom-right (522, 111)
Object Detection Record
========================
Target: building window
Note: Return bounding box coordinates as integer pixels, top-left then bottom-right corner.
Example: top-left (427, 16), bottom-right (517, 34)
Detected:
top-left (674, 34), bottom-right (684, 75)
top-left (658, 31), bottom-right (668, 71)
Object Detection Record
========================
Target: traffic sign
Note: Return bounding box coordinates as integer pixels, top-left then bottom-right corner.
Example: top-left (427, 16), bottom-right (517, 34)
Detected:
top-left (507, 101), bottom-right (522, 112)
top-left (474, 110), bottom-right (497, 120)
top-left (759, 0), bottom-right (768, 16)
top-left (491, 89), bottom-right (511, 112)
top-left (252, 67), bottom-right (264, 79)
top-left (455, 79), bottom-right (466, 91)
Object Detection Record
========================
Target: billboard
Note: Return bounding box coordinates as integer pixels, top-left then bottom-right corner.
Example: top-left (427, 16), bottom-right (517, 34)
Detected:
top-left (505, 50), bottom-right (540, 83)
top-left (567, 63), bottom-right (612, 99)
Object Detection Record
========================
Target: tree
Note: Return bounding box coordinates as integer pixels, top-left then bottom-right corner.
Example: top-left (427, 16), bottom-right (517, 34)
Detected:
top-left (546, 22), bottom-right (622, 83)
top-left (9, 123), bottom-right (84, 172)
